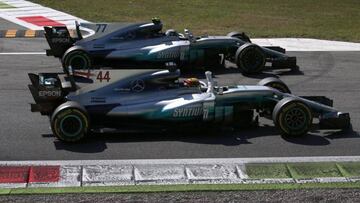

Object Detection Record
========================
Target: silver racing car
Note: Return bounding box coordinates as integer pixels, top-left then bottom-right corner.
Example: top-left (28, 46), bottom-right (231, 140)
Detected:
top-left (44, 18), bottom-right (297, 74)
top-left (28, 68), bottom-right (350, 142)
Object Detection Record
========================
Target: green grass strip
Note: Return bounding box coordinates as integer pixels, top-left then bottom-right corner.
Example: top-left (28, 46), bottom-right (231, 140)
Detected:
top-left (246, 163), bottom-right (291, 179)
top-left (246, 162), bottom-right (360, 179)
top-left (0, 189), bottom-right (11, 195)
top-left (0, 2), bottom-right (15, 9)
top-left (287, 163), bottom-right (342, 179)
top-left (246, 162), bottom-right (348, 179)
top-left (337, 162), bottom-right (360, 177)
top-left (31, 0), bottom-right (360, 42)
top-left (1, 182), bottom-right (360, 195)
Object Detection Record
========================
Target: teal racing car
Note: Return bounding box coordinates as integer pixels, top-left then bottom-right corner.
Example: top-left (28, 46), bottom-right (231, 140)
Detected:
top-left (44, 19), bottom-right (297, 74)
top-left (28, 68), bottom-right (350, 142)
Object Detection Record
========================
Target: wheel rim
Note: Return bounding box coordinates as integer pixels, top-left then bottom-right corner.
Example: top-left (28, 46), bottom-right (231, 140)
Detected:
top-left (242, 48), bottom-right (263, 72)
top-left (69, 54), bottom-right (88, 70)
top-left (284, 107), bottom-right (307, 130)
top-left (60, 115), bottom-right (83, 137)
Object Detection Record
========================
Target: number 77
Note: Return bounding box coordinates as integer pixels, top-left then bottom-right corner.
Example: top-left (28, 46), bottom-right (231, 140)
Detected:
top-left (95, 24), bottom-right (107, 33)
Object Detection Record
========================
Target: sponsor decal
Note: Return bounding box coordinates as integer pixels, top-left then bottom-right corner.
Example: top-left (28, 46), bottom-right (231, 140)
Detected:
top-left (180, 46), bottom-right (188, 61)
top-left (157, 50), bottom-right (180, 59)
top-left (173, 106), bottom-right (203, 117)
top-left (91, 97), bottom-right (106, 103)
top-left (114, 87), bottom-right (131, 92)
top-left (131, 79), bottom-right (145, 92)
top-left (51, 38), bottom-right (71, 43)
top-left (39, 90), bottom-right (61, 97)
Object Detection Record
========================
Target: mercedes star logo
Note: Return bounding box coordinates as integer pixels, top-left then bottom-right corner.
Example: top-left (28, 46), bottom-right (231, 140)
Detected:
top-left (131, 79), bottom-right (145, 92)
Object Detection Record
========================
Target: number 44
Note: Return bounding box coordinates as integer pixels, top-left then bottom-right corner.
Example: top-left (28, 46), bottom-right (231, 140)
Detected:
top-left (96, 71), bottom-right (111, 82)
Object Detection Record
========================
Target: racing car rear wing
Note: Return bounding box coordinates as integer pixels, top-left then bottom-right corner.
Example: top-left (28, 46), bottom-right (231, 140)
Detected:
top-left (44, 22), bottom-right (83, 58)
top-left (44, 26), bottom-right (74, 57)
top-left (28, 71), bottom-right (78, 115)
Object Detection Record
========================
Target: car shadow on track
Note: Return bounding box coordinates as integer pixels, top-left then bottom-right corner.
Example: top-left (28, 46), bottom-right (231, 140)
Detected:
top-left (47, 124), bottom-right (359, 153)
top-left (283, 124), bottom-right (359, 146)
top-left (49, 135), bottom-right (108, 153)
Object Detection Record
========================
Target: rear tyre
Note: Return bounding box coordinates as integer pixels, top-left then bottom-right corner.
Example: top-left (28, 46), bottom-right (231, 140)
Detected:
top-left (51, 105), bottom-right (89, 142)
top-left (236, 43), bottom-right (266, 74)
top-left (258, 77), bottom-right (291, 94)
top-left (62, 50), bottom-right (91, 73)
top-left (273, 97), bottom-right (313, 137)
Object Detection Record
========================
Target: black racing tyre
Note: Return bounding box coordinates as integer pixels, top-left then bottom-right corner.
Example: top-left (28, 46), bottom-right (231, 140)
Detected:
top-left (235, 43), bottom-right (266, 74)
top-left (273, 97), bottom-right (313, 137)
top-left (227, 31), bottom-right (251, 43)
top-left (51, 106), bottom-right (89, 142)
top-left (62, 49), bottom-right (91, 72)
top-left (258, 77), bottom-right (291, 94)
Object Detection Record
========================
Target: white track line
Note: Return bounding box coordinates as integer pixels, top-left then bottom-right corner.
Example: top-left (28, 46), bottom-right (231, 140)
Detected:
top-left (253, 38), bottom-right (360, 51)
top-left (0, 0), bottom-right (89, 29)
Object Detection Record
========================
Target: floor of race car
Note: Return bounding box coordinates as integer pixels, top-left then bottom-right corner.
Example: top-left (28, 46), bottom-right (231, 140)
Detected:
top-left (0, 38), bottom-right (359, 160)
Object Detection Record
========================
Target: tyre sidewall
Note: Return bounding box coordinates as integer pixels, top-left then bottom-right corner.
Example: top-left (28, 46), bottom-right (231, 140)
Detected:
top-left (52, 108), bottom-right (89, 142)
top-left (266, 82), bottom-right (291, 94)
top-left (258, 77), bottom-right (291, 94)
top-left (274, 99), bottom-right (312, 137)
top-left (265, 82), bottom-right (291, 94)
top-left (62, 50), bottom-right (91, 71)
top-left (236, 44), bottom-right (265, 74)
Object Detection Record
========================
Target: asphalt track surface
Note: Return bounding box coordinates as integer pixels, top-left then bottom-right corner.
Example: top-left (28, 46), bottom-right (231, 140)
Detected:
top-left (0, 17), bottom-right (26, 30)
top-left (0, 38), bottom-right (359, 161)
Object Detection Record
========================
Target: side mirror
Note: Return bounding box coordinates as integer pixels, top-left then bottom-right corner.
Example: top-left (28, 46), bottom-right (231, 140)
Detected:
top-left (184, 29), bottom-right (195, 43)
top-left (218, 87), bottom-right (224, 95)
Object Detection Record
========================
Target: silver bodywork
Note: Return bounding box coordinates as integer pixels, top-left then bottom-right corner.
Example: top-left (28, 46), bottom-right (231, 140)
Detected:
top-left (44, 20), bottom-right (297, 71)
top-left (64, 69), bottom-right (347, 124)
top-left (28, 69), bottom-right (350, 131)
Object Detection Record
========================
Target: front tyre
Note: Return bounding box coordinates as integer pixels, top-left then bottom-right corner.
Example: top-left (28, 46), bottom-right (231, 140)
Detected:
top-left (62, 49), bottom-right (91, 72)
top-left (273, 97), bottom-right (313, 137)
top-left (235, 43), bottom-right (266, 74)
top-left (258, 77), bottom-right (291, 94)
top-left (51, 106), bottom-right (89, 142)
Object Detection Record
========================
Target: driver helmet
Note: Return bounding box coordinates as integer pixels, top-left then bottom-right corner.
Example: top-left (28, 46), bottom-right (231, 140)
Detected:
top-left (184, 78), bottom-right (200, 87)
